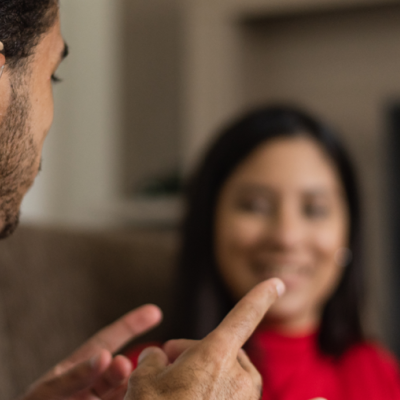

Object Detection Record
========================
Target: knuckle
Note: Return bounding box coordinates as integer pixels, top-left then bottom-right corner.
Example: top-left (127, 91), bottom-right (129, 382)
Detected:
top-left (129, 366), bottom-right (149, 381)
top-left (128, 372), bottom-right (141, 386)
top-left (128, 373), bottom-right (153, 400)
top-left (231, 372), bottom-right (253, 399)
top-left (201, 340), bottom-right (228, 364)
top-left (253, 369), bottom-right (262, 391)
top-left (240, 373), bottom-right (261, 400)
top-left (206, 329), bottom-right (225, 345)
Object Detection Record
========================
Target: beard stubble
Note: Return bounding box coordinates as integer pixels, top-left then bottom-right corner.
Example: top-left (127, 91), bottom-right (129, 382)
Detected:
top-left (0, 75), bottom-right (38, 239)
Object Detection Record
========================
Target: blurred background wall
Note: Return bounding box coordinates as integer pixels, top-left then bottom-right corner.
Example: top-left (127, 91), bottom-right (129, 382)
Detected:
top-left (19, 0), bottom-right (400, 349)
top-left (22, 0), bottom-right (123, 228)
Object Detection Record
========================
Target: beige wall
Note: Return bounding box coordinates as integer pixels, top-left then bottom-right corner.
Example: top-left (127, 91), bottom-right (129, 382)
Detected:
top-left (120, 0), bottom-right (182, 194)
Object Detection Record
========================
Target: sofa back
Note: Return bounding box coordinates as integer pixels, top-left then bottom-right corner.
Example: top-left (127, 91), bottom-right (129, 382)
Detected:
top-left (0, 224), bottom-right (178, 399)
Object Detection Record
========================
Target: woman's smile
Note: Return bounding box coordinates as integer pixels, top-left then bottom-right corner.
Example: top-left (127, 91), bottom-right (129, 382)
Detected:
top-left (250, 259), bottom-right (314, 287)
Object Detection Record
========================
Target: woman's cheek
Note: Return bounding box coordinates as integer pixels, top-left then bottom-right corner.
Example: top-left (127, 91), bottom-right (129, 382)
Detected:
top-left (230, 214), bottom-right (268, 249)
top-left (216, 214), bottom-right (266, 299)
top-left (313, 221), bottom-right (347, 259)
top-left (311, 227), bottom-right (347, 302)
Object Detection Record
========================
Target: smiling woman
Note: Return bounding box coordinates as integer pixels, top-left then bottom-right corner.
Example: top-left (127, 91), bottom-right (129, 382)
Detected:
top-left (126, 105), bottom-right (400, 400)
top-left (173, 106), bottom-right (363, 351)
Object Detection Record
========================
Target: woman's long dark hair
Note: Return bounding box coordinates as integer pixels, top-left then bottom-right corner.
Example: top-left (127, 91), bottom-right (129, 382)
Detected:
top-left (172, 105), bottom-right (364, 357)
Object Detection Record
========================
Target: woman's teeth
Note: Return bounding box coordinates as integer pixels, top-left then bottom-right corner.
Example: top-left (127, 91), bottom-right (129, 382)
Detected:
top-left (252, 262), bottom-right (310, 276)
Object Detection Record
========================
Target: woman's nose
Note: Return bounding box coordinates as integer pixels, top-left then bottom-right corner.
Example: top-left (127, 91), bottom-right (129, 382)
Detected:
top-left (267, 206), bottom-right (304, 249)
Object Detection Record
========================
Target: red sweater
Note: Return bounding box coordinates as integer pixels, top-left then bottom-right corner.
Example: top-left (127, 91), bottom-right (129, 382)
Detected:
top-left (125, 329), bottom-right (400, 400)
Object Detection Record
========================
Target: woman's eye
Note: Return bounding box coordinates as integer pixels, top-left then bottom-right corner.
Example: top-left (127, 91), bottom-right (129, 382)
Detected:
top-left (304, 204), bottom-right (329, 218)
top-left (51, 74), bottom-right (62, 83)
top-left (238, 199), bottom-right (272, 214)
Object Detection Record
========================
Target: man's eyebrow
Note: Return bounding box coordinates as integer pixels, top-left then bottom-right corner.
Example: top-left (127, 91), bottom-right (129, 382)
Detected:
top-left (61, 42), bottom-right (69, 61)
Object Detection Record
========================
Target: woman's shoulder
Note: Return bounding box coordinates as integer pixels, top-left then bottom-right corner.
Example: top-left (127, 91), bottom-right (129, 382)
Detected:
top-left (124, 341), bottom-right (163, 369)
top-left (339, 340), bottom-right (400, 395)
top-left (342, 340), bottom-right (399, 368)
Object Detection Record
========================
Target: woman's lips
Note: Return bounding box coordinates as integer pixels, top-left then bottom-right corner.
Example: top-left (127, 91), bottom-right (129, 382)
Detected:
top-left (251, 262), bottom-right (312, 290)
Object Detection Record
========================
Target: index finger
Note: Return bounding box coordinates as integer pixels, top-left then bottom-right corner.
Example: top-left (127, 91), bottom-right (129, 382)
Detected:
top-left (209, 278), bottom-right (284, 352)
top-left (60, 304), bottom-right (163, 370)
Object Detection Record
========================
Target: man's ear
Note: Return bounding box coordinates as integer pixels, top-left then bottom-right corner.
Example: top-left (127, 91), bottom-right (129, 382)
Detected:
top-left (0, 42), bottom-right (5, 79)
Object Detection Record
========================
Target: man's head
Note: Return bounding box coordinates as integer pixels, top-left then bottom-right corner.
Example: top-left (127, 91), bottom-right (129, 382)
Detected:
top-left (0, 0), bottom-right (66, 238)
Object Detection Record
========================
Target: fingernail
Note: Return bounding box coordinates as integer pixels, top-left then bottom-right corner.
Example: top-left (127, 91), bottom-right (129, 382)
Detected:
top-left (89, 353), bottom-right (102, 368)
top-left (272, 278), bottom-right (285, 297)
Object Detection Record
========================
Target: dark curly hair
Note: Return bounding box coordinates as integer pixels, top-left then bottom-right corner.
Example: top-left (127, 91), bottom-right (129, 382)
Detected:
top-left (0, 0), bottom-right (59, 69)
